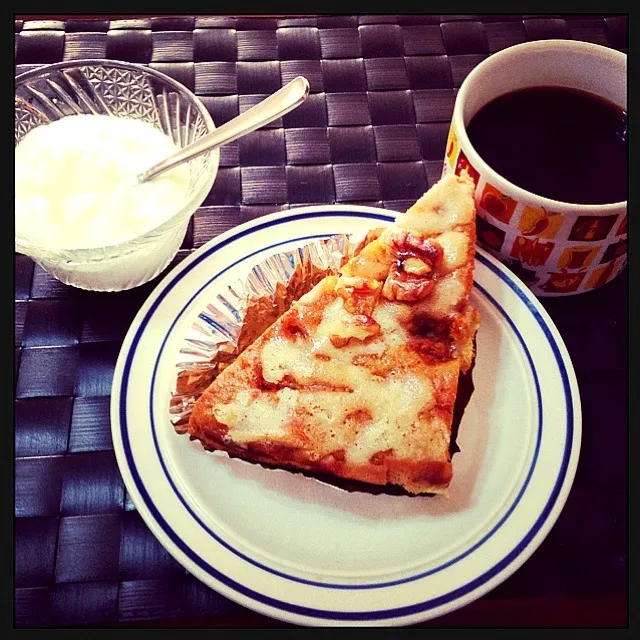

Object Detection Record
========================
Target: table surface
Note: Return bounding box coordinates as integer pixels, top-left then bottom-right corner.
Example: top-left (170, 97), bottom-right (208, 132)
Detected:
top-left (14, 14), bottom-right (628, 628)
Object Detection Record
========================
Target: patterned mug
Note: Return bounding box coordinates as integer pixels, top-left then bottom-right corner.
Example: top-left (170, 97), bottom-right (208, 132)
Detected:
top-left (443, 40), bottom-right (627, 296)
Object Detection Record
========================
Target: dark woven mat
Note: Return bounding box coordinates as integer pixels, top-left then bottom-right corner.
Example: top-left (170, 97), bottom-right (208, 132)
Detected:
top-left (14, 15), bottom-right (627, 627)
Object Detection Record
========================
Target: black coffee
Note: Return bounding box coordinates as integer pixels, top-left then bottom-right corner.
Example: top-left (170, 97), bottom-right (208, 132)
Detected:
top-left (466, 86), bottom-right (627, 205)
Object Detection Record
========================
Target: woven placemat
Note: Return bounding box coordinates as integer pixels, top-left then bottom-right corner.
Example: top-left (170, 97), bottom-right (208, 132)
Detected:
top-left (14, 14), bottom-right (627, 627)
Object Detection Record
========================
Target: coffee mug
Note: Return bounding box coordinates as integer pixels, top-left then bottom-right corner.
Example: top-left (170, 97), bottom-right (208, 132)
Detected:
top-left (443, 40), bottom-right (627, 296)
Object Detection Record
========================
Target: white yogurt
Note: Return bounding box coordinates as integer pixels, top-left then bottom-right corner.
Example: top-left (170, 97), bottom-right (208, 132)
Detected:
top-left (15, 114), bottom-right (191, 250)
top-left (14, 114), bottom-right (202, 291)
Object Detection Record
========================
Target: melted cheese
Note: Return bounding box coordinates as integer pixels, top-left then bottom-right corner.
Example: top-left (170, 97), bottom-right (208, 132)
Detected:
top-left (261, 337), bottom-right (318, 385)
top-left (335, 275), bottom-right (368, 288)
top-left (216, 389), bottom-right (298, 442)
top-left (340, 239), bottom-right (392, 279)
top-left (315, 297), bottom-right (373, 343)
top-left (438, 231), bottom-right (470, 272)
top-left (395, 173), bottom-right (475, 236)
top-left (261, 300), bottom-right (373, 389)
top-left (371, 302), bottom-right (410, 347)
top-left (261, 298), bottom-right (412, 383)
top-left (347, 374), bottom-right (432, 464)
top-left (415, 272), bottom-right (465, 318)
top-left (252, 298), bottom-right (433, 463)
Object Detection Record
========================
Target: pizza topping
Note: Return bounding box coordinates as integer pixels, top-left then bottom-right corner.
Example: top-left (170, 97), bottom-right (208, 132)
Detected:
top-left (340, 238), bottom-right (393, 280)
top-left (305, 296), bottom-right (382, 347)
top-left (335, 276), bottom-right (382, 315)
top-left (329, 314), bottom-right (381, 348)
top-left (279, 312), bottom-right (310, 341)
top-left (401, 257), bottom-right (432, 276)
top-left (437, 231), bottom-right (470, 272)
top-left (347, 374), bottom-right (434, 465)
top-left (370, 303), bottom-right (411, 346)
top-left (213, 389), bottom-right (299, 442)
top-left (377, 230), bottom-right (445, 302)
top-left (413, 271), bottom-right (466, 317)
top-left (388, 230), bottom-right (443, 267)
top-left (382, 264), bottom-right (436, 302)
top-left (353, 227), bottom-right (385, 255)
top-left (298, 275), bottom-right (337, 304)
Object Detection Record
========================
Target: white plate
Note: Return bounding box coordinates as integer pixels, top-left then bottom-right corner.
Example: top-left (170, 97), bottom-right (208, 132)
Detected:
top-left (111, 205), bottom-right (581, 627)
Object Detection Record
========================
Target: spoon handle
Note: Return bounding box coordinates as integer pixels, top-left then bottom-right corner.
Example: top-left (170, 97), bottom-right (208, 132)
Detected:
top-left (138, 76), bottom-right (310, 183)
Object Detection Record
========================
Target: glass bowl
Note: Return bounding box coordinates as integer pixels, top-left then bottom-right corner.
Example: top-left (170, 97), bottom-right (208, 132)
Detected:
top-left (14, 59), bottom-right (219, 292)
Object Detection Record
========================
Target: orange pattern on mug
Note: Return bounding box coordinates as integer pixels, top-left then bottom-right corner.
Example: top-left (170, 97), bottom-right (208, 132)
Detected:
top-left (454, 149), bottom-right (480, 184)
top-left (539, 269), bottom-right (586, 294)
top-left (556, 246), bottom-right (598, 270)
top-left (517, 205), bottom-right (563, 239)
top-left (476, 216), bottom-right (506, 252)
top-left (445, 125), bottom-right (458, 171)
top-left (478, 182), bottom-right (517, 224)
top-left (568, 215), bottom-right (617, 242)
top-left (510, 236), bottom-right (555, 267)
top-left (585, 257), bottom-right (622, 290)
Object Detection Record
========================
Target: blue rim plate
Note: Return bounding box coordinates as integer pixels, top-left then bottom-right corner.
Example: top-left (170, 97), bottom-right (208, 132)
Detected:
top-left (110, 205), bottom-right (581, 627)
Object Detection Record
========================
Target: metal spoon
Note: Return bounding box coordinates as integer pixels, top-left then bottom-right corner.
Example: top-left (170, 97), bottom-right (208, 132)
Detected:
top-left (137, 76), bottom-right (310, 183)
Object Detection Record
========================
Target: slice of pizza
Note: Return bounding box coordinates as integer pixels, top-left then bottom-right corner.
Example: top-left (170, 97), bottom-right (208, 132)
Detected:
top-left (188, 172), bottom-right (480, 495)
